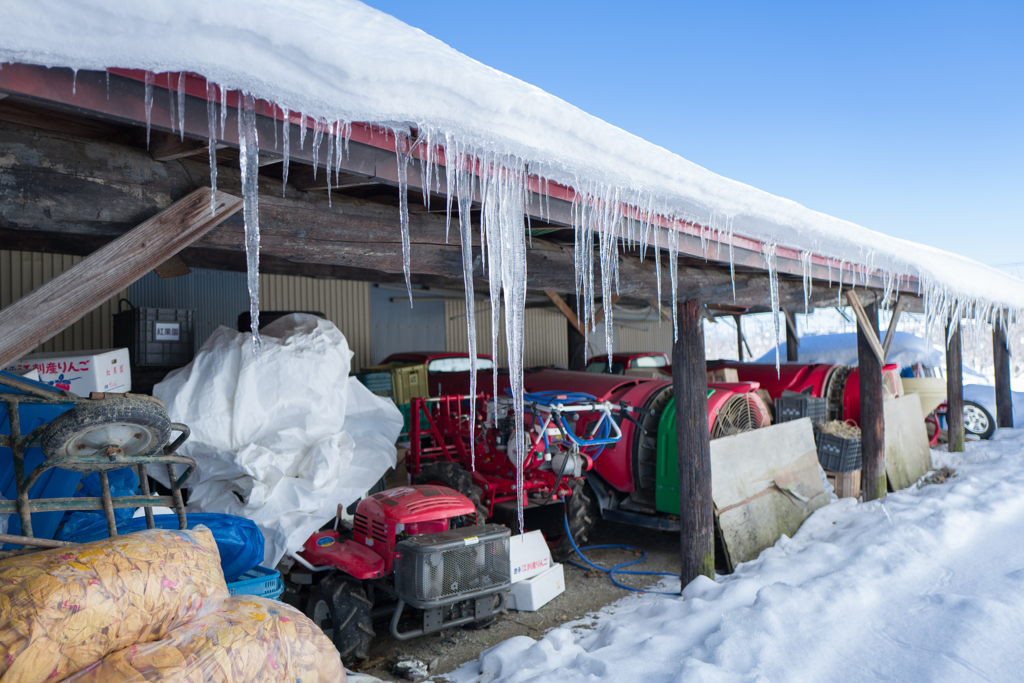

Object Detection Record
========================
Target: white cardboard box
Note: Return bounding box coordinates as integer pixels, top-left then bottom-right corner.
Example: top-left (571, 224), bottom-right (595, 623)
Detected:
top-left (507, 563), bottom-right (565, 611)
top-left (4, 349), bottom-right (132, 395)
top-left (509, 530), bottom-right (553, 583)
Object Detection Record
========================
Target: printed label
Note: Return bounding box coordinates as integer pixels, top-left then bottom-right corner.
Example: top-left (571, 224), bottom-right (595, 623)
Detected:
top-left (155, 322), bottom-right (180, 341)
top-left (315, 536), bottom-right (336, 547)
top-left (463, 536), bottom-right (479, 546)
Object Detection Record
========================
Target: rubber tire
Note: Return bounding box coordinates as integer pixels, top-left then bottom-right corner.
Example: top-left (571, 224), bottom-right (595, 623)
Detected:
top-left (414, 461), bottom-right (488, 525)
top-left (963, 400), bottom-right (996, 440)
top-left (306, 576), bottom-right (375, 666)
top-left (39, 397), bottom-right (172, 460)
top-left (548, 478), bottom-right (599, 562)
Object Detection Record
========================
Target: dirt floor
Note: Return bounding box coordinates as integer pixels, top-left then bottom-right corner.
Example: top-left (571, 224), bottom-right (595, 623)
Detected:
top-left (359, 520), bottom-right (682, 681)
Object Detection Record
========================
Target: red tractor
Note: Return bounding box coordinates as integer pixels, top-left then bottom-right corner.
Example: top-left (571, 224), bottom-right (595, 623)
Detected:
top-left (408, 368), bottom-right (772, 557)
top-left (283, 485), bottom-right (510, 664)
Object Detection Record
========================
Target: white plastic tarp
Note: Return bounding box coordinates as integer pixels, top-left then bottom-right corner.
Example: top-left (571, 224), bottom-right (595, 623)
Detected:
top-left (153, 314), bottom-right (401, 567)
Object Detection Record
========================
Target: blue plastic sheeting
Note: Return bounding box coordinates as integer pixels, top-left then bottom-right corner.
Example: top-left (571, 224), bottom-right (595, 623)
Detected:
top-left (56, 512), bottom-right (265, 582)
top-left (0, 371), bottom-right (82, 542)
top-left (57, 467), bottom-right (140, 537)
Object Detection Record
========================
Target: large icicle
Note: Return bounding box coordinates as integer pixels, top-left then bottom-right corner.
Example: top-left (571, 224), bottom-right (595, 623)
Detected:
top-left (763, 243), bottom-right (780, 372)
top-left (176, 73), bottom-right (186, 142)
top-left (281, 109), bottom-right (290, 195)
top-left (452, 143), bottom-right (479, 470)
top-left (394, 130), bottom-right (413, 305)
top-left (800, 250), bottom-right (813, 314)
top-left (668, 224), bottom-right (680, 341)
top-left (144, 71), bottom-right (154, 148)
top-left (237, 93), bottom-right (262, 356)
top-left (205, 82), bottom-right (218, 215)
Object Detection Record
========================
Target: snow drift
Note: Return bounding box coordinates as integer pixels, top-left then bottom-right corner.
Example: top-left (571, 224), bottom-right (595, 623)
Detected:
top-left (154, 313), bottom-right (402, 567)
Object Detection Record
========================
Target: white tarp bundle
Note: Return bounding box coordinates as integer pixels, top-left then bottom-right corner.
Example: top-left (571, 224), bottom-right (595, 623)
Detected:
top-left (154, 313), bottom-right (402, 567)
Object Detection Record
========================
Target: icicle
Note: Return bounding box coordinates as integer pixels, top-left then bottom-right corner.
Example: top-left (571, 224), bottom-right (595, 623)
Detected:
top-left (144, 72), bottom-right (154, 149)
top-left (311, 120), bottom-right (323, 180)
top-left (669, 225), bottom-right (680, 342)
top-left (763, 243), bottom-right (781, 373)
top-left (105, 71), bottom-right (110, 99)
top-left (272, 104), bottom-right (278, 151)
top-left (71, 69), bottom-right (77, 96)
top-left (205, 83), bottom-right (218, 216)
top-left (454, 144), bottom-right (479, 470)
top-left (281, 109), bottom-right (290, 195)
top-left (800, 251), bottom-right (812, 314)
top-left (395, 130), bottom-right (414, 305)
top-left (237, 93), bottom-right (262, 356)
top-left (298, 113), bottom-right (307, 150)
top-left (728, 220), bottom-right (736, 302)
top-left (176, 73), bottom-right (186, 142)
top-left (219, 84), bottom-right (227, 140)
top-left (324, 125), bottom-right (334, 205)
top-left (166, 74), bottom-right (176, 135)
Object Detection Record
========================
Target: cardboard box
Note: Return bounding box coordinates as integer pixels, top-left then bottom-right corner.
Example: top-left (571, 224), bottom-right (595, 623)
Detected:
top-left (707, 368), bottom-right (739, 384)
top-left (507, 563), bottom-right (565, 611)
top-left (509, 530), bottom-right (553, 583)
top-left (4, 349), bottom-right (131, 395)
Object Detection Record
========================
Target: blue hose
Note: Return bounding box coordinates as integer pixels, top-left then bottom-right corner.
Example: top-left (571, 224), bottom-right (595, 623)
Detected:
top-left (562, 509), bottom-right (678, 595)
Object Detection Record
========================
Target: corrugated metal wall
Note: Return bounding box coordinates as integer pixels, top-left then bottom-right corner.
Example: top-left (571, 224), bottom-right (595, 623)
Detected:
top-left (615, 318), bottom-right (674, 355)
top-left (368, 285), bottom-right (446, 366)
top-left (261, 274), bottom-right (372, 371)
top-left (129, 268), bottom-right (249, 354)
top-left (444, 299), bottom-right (568, 368)
top-left (0, 250), bottom-right (128, 355)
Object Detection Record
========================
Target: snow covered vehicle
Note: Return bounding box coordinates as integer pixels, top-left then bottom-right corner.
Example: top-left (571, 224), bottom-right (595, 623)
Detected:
top-left (284, 485), bottom-right (510, 664)
top-left (409, 367), bottom-right (772, 555)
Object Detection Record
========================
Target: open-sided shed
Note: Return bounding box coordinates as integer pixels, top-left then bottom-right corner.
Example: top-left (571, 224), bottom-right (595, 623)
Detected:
top-left (1, 0), bottom-right (1021, 586)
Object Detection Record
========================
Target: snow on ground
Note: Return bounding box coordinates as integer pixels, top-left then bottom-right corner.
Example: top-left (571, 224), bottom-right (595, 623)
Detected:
top-left (449, 430), bottom-right (1024, 683)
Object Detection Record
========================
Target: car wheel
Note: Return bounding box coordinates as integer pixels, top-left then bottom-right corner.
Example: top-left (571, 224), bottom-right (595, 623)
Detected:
top-left (963, 400), bottom-right (996, 440)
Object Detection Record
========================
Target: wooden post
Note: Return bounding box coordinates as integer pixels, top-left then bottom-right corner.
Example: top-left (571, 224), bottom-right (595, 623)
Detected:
top-left (0, 187), bottom-right (242, 368)
top-left (784, 309), bottom-right (799, 362)
top-left (857, 300), bottom-right (886, 500)
top-left (946, 318), bottom-right (965, 452)
top-left (566, 294), bottom-right (587, 371)
top-left (673, 298), bottom-right (714, 586)
top-left (993, 316), bottom-right (1014, 429)
top-left (734, 314), bottom-right (744, 361)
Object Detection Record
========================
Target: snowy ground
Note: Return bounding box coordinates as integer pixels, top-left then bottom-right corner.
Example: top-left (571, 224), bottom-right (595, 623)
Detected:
top-left (447, 430), bottom-right (1024, 683)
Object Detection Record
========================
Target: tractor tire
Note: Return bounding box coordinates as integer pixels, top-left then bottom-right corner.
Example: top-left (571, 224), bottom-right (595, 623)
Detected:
top-left (415, 461), bottom-right (488, 525)
top-left (548, 478), bottom-right (599, 562)
top-left (39, 397), bottom-right (172, 461)
top-left (963, 400), bottom-right (996, 440)
top-left (306, 576), bottom-right (375, 666)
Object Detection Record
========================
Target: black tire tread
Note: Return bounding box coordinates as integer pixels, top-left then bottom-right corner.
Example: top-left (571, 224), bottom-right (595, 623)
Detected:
top-left (549, 478), bottom-right (599, 562)
top-left (39, 397), bottom-right (172, 460)
top-left (963, 399), bottom-right (996, 440)
top-left (307, 577), bottom-right (374, 665)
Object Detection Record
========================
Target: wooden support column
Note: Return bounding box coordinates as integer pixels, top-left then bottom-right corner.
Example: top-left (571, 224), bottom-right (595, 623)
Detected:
top-left (673, 298), bottom-right (714, 586)
top-left (0, 187), bottom-right (242, 368)
top-left (856, 299), bottom-right (886, 500)
top-left (566, 294), bottom-right (587, 371)
top-left (784, 309), bottom-right (799, 362)
top-left (993, 317), bottom-right (1014, 429)
top-left (734, 314), bottom-right (744, 361)
top-left (946, 318), bottom-right (965, 452)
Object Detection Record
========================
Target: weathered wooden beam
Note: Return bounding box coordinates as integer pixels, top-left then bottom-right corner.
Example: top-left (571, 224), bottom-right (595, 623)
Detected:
top-left (545, 290), bottom-right (584, 336)
top-left (881, 296), bottom-right (905, 359)
top-left (0, 187), bottom-right (242, 368)
top-left (857, 300), bottom-right (886, 501)
top-left (946, 319), bottom-right (965, 452)
top-left (993, 317), bottom-right (1014, 429)
top-left (734, 314), bottom-right (744, 361)
top-left (287, 165), bottom-right (381, 192)
top-left (674, 298), bottom-right (714, 586)
top-left (150, 131), bottom-right (221, 161)
top-left (784, 308), bottom-right (799, 361)
top-left (847, 291), bottom-right (886, 365)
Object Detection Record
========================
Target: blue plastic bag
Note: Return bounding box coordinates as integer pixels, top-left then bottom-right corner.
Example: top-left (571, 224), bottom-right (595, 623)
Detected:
top-left (58, 467), bottom-right (140, 537)
top-left (55, 512), bottom-right (265, 582)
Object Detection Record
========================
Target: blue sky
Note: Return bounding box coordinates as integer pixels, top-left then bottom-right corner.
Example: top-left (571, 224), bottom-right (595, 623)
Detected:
top-left (362, 1), bottom-right (1022, 270)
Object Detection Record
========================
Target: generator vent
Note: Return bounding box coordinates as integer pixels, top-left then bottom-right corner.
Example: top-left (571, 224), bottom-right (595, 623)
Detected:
top-left (711, 393), bottom-right (772, 440)
top-left (394, 525), bottom-right (510, 608)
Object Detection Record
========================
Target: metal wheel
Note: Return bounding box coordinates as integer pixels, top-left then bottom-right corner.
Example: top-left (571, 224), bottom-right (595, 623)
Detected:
top-left (39, 397), bottom-right (171, 462)
top-left (963, 400), bottom-right (995, 440)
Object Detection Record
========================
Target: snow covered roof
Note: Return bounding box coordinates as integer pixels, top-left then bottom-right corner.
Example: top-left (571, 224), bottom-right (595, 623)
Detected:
top-left (2, 0), bottom-right (1022, 316)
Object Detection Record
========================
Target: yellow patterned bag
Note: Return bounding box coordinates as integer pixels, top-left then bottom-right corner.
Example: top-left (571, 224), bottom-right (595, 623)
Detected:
top-left (66, 596), bottom-right (345, 683)
top-left (0, 526), bottom-right (227, 683)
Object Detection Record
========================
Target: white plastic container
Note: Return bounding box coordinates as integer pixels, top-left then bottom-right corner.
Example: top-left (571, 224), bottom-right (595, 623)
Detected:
top-left (509, 529), bottom-right (553, 583)
top-left (4, 349), bottom-right (131, 395)
top-left (506, 563), bottom-right (565, 611)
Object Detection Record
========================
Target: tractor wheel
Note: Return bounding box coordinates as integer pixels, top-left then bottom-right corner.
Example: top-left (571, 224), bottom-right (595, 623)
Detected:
top-left (306, 576), bottom-right (375, 666)
top-left (548, 478), bottom-right (600, 562)
top-left (39, 397), bottom-right (171, 461)
top-left (963, 400), bottom-right (996, 440)
top-left (414, 462), bottom-right (489, 525)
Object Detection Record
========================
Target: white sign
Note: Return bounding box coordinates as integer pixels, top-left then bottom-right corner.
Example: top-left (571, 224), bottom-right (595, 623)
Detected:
top-left (155, 322), bottom-right (180, 341)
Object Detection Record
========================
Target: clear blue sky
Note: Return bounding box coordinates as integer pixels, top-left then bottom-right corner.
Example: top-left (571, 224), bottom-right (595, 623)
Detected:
top-left (362, 0), bottom-right (1022, 270)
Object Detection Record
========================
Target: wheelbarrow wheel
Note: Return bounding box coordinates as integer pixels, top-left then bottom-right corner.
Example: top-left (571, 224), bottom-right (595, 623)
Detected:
top-left (40, 397), bottom-right (172, 460)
